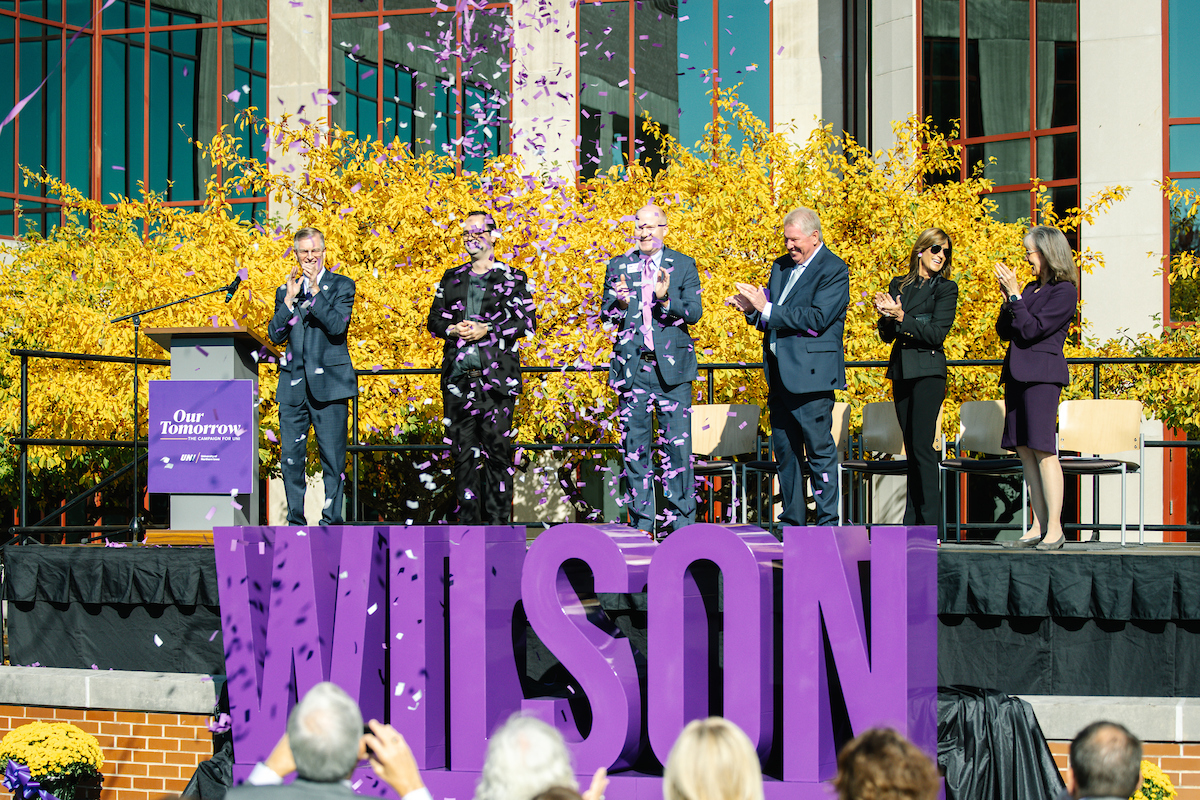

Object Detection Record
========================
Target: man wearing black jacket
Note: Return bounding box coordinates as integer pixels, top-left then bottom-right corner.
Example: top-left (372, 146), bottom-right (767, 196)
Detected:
top-left (427, 211), bottom-right (536, 524)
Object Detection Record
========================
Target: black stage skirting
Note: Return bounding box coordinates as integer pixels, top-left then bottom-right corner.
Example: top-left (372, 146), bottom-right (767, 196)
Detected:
top-left (5, 541), bottom-right (1200, 696)
top-left (938, 542), bottom-right (1200, 696)
top-left (1, 545), bottom-right (223, 674)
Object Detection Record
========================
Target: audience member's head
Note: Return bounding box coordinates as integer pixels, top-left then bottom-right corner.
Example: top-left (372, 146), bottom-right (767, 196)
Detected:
top-left (286, 682), bottom-right (364, 782)
top-left (832, 728), bottom-right (939, 800)
top-left (532, 787), bottom-right (584, 800)
top-left (475, 714), bottom-right (578, 800)
top-left (1068, 721), bottom-right (1142, 799)
top-left (662, 717), bottom-right (764, 800)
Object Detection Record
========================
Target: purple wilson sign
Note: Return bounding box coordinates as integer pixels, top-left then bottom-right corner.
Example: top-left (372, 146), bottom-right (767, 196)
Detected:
top-left (149, 380), bottom-right (254, 494)
top-left (213, 523), bottom-right (937, 799)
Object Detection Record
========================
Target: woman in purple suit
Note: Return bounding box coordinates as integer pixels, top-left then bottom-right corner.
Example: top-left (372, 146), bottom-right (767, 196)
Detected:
top-left (994, 226), bottom-right (1079, 550)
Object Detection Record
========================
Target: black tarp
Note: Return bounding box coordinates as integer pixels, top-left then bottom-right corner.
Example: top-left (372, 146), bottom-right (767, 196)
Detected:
top-left (938, 686), bottom-right (1064, 800)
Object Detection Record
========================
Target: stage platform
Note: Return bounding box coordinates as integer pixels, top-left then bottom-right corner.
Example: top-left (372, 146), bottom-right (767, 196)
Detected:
top-left (4, 537), bottom-right (1199, 696)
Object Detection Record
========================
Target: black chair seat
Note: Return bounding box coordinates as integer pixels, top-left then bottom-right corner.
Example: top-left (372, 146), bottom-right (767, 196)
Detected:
top-left (840, 458), bottom-right (908, 475)
top-left (940, 457), bottom-right (1023, 475)
top-left (742, 460), bottom-right (778, 474)
top-left (694, 460), bottom-right (736, 476)
top-left (1059, 457), bottom-right (1140, 475)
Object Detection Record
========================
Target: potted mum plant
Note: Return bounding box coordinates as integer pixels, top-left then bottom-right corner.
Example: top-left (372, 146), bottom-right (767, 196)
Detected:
top-left (0, 723), bottom-right (103, 800)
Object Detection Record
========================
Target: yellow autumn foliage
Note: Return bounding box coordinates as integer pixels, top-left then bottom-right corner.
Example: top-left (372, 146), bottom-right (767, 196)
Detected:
top-left (0, 88), bottom-right (1193, 497)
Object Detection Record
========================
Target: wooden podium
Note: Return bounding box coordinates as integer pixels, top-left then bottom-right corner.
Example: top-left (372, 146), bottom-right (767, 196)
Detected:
top-left (145, 326), bottom-right (277, 534)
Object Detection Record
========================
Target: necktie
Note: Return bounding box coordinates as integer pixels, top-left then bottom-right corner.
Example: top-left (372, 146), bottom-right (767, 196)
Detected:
top-left (640, 255), bottom-right (656, 351)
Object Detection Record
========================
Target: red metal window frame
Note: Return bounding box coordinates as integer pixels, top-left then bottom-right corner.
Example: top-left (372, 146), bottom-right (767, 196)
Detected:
top-left (0, 0), bottom-right (270, 239)
top-left (572, 0), bottom-right (774, 181)
top-left (326, 2), bottom-right (514, 172)
top-left (914, 0), bottom-right (1080, 226)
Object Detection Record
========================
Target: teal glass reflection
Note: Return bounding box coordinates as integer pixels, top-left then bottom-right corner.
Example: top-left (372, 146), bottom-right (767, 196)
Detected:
top-left (674, 0), bottom-right (713, 151)
top-left (579, 1), bottom-right (630, 177)
top-left (1170, 0), bottom-right (1200, 118)
top-left (227, 25), bottom-right (266, 194)
top-left (1171, 125), bottom-right (1200, 173)
top-left (19, 23), bottom-right (63, 181)
top-left (986, 189), bottom-right (1031, 225)
top-left (0, 197), bottom-right (13, 237)
top-left (64, 33), bottom-right (90, 191)
top-left (0, 16), bottom-right (14, 194)
top-left (965, 0), bottom-right (1029, 137)
top-left (101, 33), bottom-right (145, 200)
top-left (719, 0), bottom-right (769, 153)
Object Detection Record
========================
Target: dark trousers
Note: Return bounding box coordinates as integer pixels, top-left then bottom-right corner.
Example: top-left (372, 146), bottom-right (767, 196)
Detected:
top-left (768, 387), bottom-right (839, 527)
top-left (443, 375), bottom-right (516, 525)
top-left (616, 358), bottom-right (695, 535)
top-left (892, 375), bottom-right (946, 526)
top-left (279, 390), bottom-right (349, 526)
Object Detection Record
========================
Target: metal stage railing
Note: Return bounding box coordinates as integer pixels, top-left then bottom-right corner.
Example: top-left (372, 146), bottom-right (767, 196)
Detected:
top-left (7, 348), bottom-right (1200, 542)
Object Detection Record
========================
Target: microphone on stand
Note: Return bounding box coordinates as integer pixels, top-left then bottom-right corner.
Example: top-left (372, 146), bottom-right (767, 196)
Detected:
top-left (224, 275), bottom-right (242, 303)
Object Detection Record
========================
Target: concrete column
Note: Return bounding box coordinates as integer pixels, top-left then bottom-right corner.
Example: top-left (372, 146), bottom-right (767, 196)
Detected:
top-left (1079, 0), bottom-right (1164, 344)
top-left (1078, 0), bottom-right (1165, 540)
top-left (871, 0), bottom-right (917, 152)
top-left (267, 0), bottom-right (330, 217)
top-left (510, 0), bottom-right (577, 176)
top-left (773, 0), bottom-right (825, 146)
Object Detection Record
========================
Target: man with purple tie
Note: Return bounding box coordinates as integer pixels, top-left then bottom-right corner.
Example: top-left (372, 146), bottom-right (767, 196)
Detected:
top-left (603, 204), bottom-right (703, 539)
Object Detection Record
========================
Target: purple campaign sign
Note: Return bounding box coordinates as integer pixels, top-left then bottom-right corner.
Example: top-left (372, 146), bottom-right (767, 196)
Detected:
top-left (214, 522), bottom-right (937, 797)
top-left (149, 380), bottom-right (254, 494)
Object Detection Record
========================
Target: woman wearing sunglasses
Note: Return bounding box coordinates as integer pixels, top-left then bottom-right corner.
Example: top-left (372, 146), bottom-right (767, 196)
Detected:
top-left (874, 228), bottom-right (959, 527)
top-left (993, 225), bottom-right (1079, 550)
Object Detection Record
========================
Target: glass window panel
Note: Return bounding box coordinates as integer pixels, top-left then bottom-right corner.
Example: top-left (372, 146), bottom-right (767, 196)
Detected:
top-left (381, 60), bottom-right (414, 150)
top-left (21, 0), bottom-right (61, 21)
top-left (0, 16), bottom-right (15, 194)
top-left (1035, 0), bottom-right (1075, 129)
top-left (631, 0), bottom-right (676, 170)
top-left (149, 0), bottom-right (212, 23)
top-left (924, 0), bottom-right (960, 138)
top-left (103, 0), bottom-right (144, 29)
top-left (223, 0), bottom-right (264, 22)
top-left (985, 188), bottom-right (1031, 224)
top-left (0, 197), bottom-right (14, 237)
top-left (1169, 176), bottom-right (1200, 320)
top-left (333, 18), bottom-right (379, 139)
top-left (0, 0), bottom-right (16, 13)
top-left (1171, 125), bottom-right (1200, 173)
top-left (226, 24), bottom-right (265, 195)
top-left (1036, 132), bottom-right (1076, 180)
top-left (331, 0), bottom-right (376, 13)
top-left (377, 20), bottom-right (437, 153)
top-left (101, 33), bottom-right (144, 199)
top-left (381, 0), bottom-right (432, 9)
top-left (1170, 0), bottom-right (1200, 118)
top-left (460, 6), bottom-right (509, 172)
top-left (148, 32), bottom-right (200, 201)
top-left (64, 32), bottom-right (90, 191)
top-left (966, 137), bottom-right (1029, 187)
top-left (149, 5), bottom-right (168, 25)
top-left (19, 23), bottom-right (62, 181)
top-left (231, 199), bottom-right (264, 224)
top-left (579, 1), bottom-right (630, 178)
top-left (673, 0), bottom-right (713, 151)
top-left (965, 0), bottom-right (1029, 137)
top-left (64, 0), bottom-right (91, 26)
top-left (1047, 183), bottom-right (1078, 233)
top-left (716, 0), bottom-right (770, 153)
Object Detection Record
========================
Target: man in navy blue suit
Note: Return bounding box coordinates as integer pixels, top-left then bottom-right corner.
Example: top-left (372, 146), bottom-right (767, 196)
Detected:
top-left (603, 204), bottom-right (703, 539)
top-left (269, 227), bottom-right (358, 526)
top-left (731, 207), bottom-right (848, 527)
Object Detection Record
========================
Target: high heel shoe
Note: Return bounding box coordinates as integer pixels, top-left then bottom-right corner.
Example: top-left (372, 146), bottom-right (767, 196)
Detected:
top-left (1002, 535), bottom-right (1042, 549)
top-left (1035, 534), bottom-right (1065, 551)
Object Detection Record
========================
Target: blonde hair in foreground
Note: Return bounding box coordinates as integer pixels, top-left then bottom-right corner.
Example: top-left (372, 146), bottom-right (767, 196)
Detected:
top-left (663, 718), bottom-right (764, 800)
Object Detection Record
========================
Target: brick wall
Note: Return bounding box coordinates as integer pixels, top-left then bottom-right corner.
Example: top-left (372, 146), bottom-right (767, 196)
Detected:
top-left (0, 706), bottom-right (215, 800)
top-left (1049, 740), bottom-right (1200, 800)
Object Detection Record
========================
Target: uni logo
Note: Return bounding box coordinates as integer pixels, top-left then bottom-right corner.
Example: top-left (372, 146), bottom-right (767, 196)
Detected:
top-left (180, 454), bottom-right (199, 462)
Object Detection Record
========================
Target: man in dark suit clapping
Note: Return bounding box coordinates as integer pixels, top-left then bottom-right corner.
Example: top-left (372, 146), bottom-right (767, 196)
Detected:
top-left (730, 207), bottom-right (849, 528)
top-left (603, 204), bottom-right (703, 539)
top-left (428, 211), bottom-right (536, 525)
top-left (269, 227), bottom-right (358, 526)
